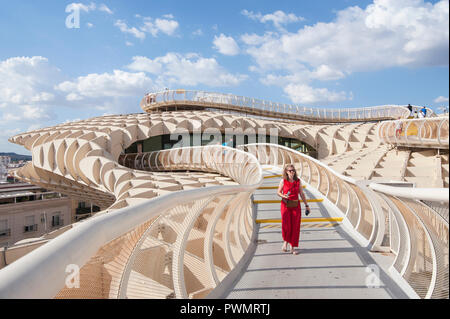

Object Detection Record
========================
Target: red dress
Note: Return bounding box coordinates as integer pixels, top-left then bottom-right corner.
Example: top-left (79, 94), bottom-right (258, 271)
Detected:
top-left (281, 178), bottom-right (302, 248)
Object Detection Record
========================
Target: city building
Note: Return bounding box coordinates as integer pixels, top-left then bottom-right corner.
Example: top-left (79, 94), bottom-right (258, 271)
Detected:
top-left (0, 156), bottom-right (10, 183)
top-left (0, 183), bottom-right (73, 247)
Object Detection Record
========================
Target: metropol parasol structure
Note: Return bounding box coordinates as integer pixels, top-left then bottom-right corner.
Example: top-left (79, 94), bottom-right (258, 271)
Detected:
top-left (0, 89), bottom-right (448, 299)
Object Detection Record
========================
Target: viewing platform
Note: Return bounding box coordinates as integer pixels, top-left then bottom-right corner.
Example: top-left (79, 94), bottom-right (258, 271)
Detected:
top-left (140, 90), bottom-right (432, 123)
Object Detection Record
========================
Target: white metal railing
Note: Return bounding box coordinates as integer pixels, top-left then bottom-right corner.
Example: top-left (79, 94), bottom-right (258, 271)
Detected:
top-left (369, 183), bottom-right (448, 299)
top-left (378, 117), bottom-right (449, 149)
top-left (141, 90), bottom-right (434, 122)
top-left (238, 143), bottom-right (449, 299)
top-left (0, 145), bottom-right (262, 299)
top-left (237, 143), bottom-right (383, 248)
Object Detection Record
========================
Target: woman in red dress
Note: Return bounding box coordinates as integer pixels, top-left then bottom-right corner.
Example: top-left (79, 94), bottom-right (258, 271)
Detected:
top-left (277, 164), bottom-right (310, 255)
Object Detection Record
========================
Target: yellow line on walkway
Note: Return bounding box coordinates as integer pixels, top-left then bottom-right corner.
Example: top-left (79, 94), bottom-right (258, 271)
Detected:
top-left (257, 185), bottom-right (306, 189)
top-left (253, 199), bottom-right (323, 204)
top-left (261, 222), bottom-right (340, 229)
top-left (256, 217), bottom-right (343, 224)
top-left (263, 174), bottom-right (282, 179)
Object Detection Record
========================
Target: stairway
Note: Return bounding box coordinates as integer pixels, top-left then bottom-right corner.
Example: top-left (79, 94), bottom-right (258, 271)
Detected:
top-left (370, 149), bottom-right (410, 182)
top-left (404, 150), bottom-right (439, 187)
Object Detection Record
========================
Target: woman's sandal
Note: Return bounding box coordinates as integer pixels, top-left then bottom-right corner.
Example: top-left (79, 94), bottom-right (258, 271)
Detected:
top-left (282, 243), bottom-right (288, 252)
top-left (291, 249), bottom-right (299, 255)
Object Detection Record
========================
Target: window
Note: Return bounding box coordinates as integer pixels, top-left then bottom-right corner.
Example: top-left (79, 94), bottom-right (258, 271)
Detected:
top-left (51, 212), bottom-right (63, 227)
top-left (24, 215), bottom-right (37, 233)
top-left (0, 219), bottom-right (10, 237)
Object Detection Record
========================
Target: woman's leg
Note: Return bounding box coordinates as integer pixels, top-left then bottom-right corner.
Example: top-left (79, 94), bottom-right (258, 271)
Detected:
top-left (281, 206), bottom-right (291, 252)
top-left (290, 208), bottom-right (302, 254)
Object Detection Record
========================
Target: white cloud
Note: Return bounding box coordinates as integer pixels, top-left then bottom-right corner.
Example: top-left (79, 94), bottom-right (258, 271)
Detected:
top-left (114, 20), bottom-right (146, 40)
top-left (116, 15), bottom-right (179, 39)
top-left (192, 29), bottom-right (203, 36)
top-left (1, 104), bottom-right (52, 123)
top-left (0, 56), bottom-right (60, 106)
top-left (434, 96), bottom-right (449, 103)
top-left (66, 2), bottom-right (113, 15)
top-left (55, 70), bottom-right (154, 99)
top-left (242, 9), bottom-right (305, 31)
top-left (1, 113), bottom-right (21, 121)
top-left (140, 16), bottom-right (179, 37)
top-left (240, 0), bottom-right (448, 104)
top-left (0, 128), bottom-right (21, 137)
top-left (245, 0), bottom-right (449, 74)
top-left (65, 93), bottom-right (83, 101)
top-left (0, 56), bottom-right (63, 133)
top-left (310, 65), bottom-right (346, 81)
top-left (213, 34), bottom-right (240, 56)
top-left (241, 32), bottom-right (276, 46)
top-left (127, 56), bottom-right (163, 74)
top-left (127, 53), bottom-right (247, 87)
top-left (154, 18), bottom-right (179, 35)
top-left (284, 84), bottom-right (351, 105)
top-left (21, 105), bottom-right (51, 120)
top-left (98, 4), bottom-right (113, 14)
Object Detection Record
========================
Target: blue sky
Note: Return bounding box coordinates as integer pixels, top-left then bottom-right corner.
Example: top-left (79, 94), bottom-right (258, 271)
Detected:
top-left (0, 0), bottom-right (448, 154)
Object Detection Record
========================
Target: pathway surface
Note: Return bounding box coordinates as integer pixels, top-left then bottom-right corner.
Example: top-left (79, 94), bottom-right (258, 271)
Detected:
top-left (224, 166), bottom-right (410, 299)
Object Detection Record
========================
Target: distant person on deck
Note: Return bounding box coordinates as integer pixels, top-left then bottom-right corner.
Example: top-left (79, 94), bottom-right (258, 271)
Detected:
top-left (407, 104), bottom-right (414, 119)
top-left (395, 120), bottom-right (403, 137)
top-left (420, 106), bottom-right (427, 118)
top-left (418, 109), bottom-right (424, 118)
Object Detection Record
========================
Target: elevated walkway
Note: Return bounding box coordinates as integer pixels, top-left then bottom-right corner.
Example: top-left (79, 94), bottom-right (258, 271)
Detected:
top-left (378, 117), bottom-right (449, 149)
top-left (140, 90), bottom-right (428, 123)
top-left (224, 166), bottom-right (414, 299)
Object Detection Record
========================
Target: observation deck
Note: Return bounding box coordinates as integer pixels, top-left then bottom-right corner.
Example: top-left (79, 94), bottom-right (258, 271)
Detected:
top-left (140, 90), bottom-right (432, 123)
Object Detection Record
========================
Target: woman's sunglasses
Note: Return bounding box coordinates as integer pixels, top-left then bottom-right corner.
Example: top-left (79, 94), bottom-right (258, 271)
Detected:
top-left (286, 169), bottom-right (295, 172)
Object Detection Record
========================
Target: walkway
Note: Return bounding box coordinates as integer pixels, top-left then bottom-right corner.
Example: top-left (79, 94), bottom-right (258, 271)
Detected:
top-left (140, 90), bottom-right (418, 123)
top-left (224, 166), bottom-right (411, 299)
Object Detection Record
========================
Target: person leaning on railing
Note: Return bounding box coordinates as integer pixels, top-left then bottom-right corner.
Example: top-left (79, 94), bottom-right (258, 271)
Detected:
top-left (407, 104), bottom-right (414, 119)
top-left (277, 164), bottom-right (310, 255)
top-left (420, 106), bottom-right (427, 118)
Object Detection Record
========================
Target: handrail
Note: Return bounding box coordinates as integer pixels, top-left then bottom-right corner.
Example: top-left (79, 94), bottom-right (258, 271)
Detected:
top-left (378, 117), bottom-right (449, 149)
top-left (372, 192), bottom-right (448, 299)
top-left (0, 145), bottom-right (262, 299)
top-left (141, 90), bottom-right (434, 122)
top-left (369, 183), bottom-right (449, 203)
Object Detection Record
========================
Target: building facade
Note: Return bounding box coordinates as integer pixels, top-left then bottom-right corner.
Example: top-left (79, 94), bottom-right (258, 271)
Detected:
top-left (0, 183), bottom-right (76, 247)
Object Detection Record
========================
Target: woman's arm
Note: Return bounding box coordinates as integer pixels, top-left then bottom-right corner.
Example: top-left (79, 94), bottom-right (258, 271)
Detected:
top-left (298, 180), bottom-right (310, 210)
top-left (277, 179), bottom-right (288, 199)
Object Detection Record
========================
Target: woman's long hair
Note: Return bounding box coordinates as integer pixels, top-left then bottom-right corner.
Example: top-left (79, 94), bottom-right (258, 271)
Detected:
top-left (282, 164), bottom-right (299, 181)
